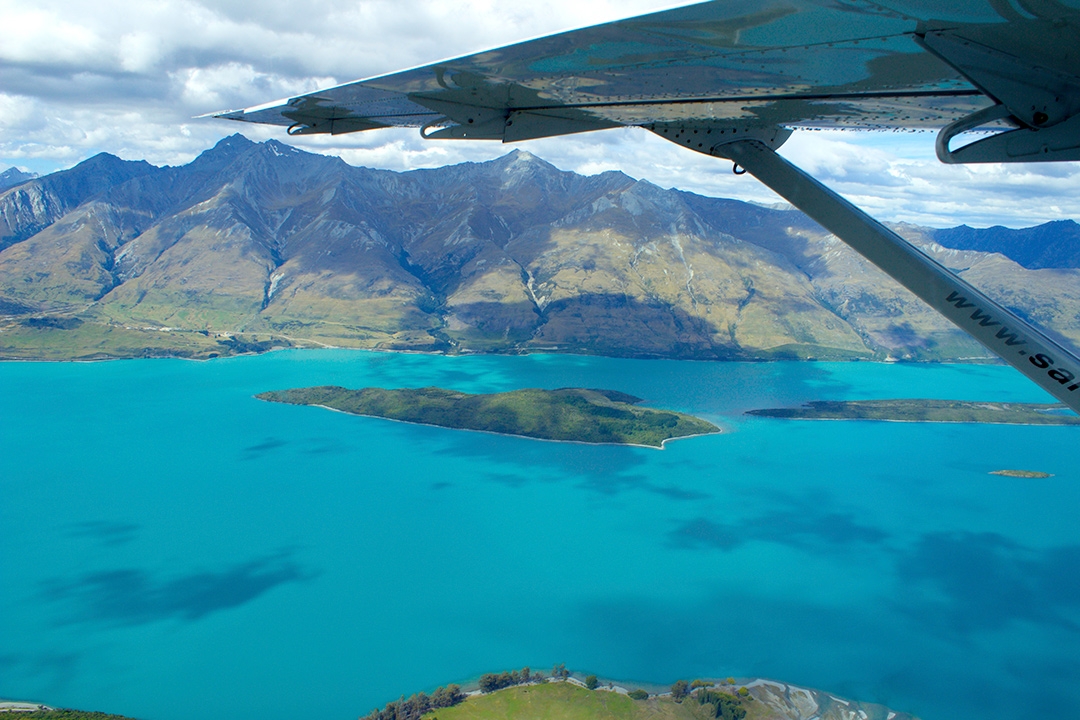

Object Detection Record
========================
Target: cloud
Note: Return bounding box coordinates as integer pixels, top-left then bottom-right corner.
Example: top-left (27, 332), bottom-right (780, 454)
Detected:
top-left (170, 63), bottom-right (335, 110)
top-left (0, 92), bottom-right (44, 132)
top-left (0, 5), bottom-right (109, 69)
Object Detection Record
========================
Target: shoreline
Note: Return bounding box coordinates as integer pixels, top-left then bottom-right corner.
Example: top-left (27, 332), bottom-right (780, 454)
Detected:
top-left (749, 415), bottom-right (1075, 426)
top-left (0, 701), bottom-right (55, 713)
top-left (390, 672), bottom-right (916, 720)
top-left (301, 403), bottom-right (723, 450)
top-left (0, 674), bottom-right (905, 719)
top-left (0, 338), bottom-right (1005, 366)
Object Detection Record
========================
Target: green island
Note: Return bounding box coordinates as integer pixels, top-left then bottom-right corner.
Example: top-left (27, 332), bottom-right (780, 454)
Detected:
top-left (255, 386), bottom-right (720, 448)
top-left (746, 399), bottom-right (1080, 425)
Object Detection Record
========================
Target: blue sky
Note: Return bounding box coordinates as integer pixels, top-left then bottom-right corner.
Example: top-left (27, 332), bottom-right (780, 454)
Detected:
top-left (2, 0), bottom-right (1078, 228)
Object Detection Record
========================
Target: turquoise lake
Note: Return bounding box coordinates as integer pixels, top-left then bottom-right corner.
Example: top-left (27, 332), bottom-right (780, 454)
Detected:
top-left (1, 351), bottom-right (1077, 720)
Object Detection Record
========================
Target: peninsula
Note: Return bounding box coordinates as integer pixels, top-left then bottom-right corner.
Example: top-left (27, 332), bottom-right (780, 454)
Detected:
top-left (746, 399), bottom-right (1080, 425)
top-left (360, 667), bottom-right (919, 720)
top-left (255, 386), bottom-right (719, 447)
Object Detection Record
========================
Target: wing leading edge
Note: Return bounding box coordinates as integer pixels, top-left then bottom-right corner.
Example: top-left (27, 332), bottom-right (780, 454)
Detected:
top-left (215, 0), bottom-right (1018, 140)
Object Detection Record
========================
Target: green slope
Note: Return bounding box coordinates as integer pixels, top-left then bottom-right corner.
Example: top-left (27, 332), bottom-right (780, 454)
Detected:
top-left (420, 683), bottom-right (712, 720)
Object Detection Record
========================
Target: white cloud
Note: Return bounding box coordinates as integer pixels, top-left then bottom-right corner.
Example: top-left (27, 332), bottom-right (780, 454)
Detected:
top-left (171, 63), bottom-right (337, 111)
top-left (0, 0), bottom-right (1077, 229)
top-left (0, 93), bottom-right (44, 132)
top-left (118, 31), bottom-right (165, 73)
top-left (0, 4), bottom-right (108, 68)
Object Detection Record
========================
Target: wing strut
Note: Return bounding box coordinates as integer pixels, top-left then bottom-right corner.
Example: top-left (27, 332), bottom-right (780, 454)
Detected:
top-left (714, 138), bottom-right (1080, 413)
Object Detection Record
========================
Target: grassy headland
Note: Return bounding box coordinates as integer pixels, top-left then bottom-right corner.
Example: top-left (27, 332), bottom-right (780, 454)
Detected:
top-left (422, 682), bottom-right (702, 720)
top-left (381, 672), bottom-right (919, 720)
top-left (746, 399), bottom-right (1080, 425)
top-left (256, 386), bottom-right (719, 447)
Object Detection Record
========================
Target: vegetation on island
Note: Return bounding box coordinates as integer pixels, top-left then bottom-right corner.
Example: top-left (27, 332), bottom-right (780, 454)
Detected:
top-left (360, 683), bottom-right (467, 720)
top-left (403, 673), bottom-right (918, 720)
top-left (408, 674), bottom-right (756, 720)
top-left (747, 399), bottom-right (1080, 425)
top-left (21, 670), bottom-right (915, 720)
top-left (256, 386), bottom-right (720, 448)
top-left (478, 667), bottom-right (549, 693)
top-left (694, 689), bottom-right (746, 720)
top-left (417, 682), bottom-right (670, 720)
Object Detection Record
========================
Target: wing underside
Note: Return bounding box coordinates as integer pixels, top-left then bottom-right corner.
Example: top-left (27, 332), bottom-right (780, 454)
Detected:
top-left (216, 0), bottom-right (1038, 139)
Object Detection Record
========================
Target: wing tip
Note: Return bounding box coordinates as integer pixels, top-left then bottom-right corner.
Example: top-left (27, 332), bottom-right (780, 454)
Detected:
top-left (197, 97), bottom-right (294, 122)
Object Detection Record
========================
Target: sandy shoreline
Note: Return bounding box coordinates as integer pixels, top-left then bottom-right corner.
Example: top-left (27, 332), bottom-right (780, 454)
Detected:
top-left (0, 700), bottom-right (54, 713)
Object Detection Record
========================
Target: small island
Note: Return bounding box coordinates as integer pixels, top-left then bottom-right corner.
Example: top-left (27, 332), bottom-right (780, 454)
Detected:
top-left (256, 386), bottom-right (720, 448)
top-left (990, 469), bottom-right (1054, 478)
top-left (746, 399), bottom-right (1080, 425)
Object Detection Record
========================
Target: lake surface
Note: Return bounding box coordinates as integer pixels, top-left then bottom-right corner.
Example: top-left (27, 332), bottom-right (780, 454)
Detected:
top-left (1, 351), bottom-right (1077, 720)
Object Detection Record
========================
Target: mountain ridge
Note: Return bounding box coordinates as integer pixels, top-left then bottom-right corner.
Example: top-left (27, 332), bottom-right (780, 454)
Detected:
top-left (2, 136), bottom-right (1078, 361)
top-left (931, 220), bottom-right (1080, 269)
top-left (0, 167), bottom-right (39, 192)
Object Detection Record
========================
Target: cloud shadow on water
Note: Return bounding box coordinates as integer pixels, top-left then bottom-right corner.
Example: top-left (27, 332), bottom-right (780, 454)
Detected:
top-left (244, 437), bottom-right (290, 454)
top-left (242, 435), bottom-right (349, 459)
top-left (669, 492), bottom-right (888, 553)
top-left (892, 531), bottom-right (1080, 636)
top-left (40, 549), bottom-right (314, 626)
top-left (569, 585), bottom-right (1075, 720)
top-left (432, 432), bottom-right (708, 500)
top-left (0, 651), bottom-right (82, 698)
top-left (64, 520), bottom-right (140, 547)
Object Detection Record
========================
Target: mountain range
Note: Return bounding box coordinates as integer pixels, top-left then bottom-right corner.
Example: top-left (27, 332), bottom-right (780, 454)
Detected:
top-left (0, 167), bottom-right (38, 192)
top-left (1, 135), bottom-right (1078, 361)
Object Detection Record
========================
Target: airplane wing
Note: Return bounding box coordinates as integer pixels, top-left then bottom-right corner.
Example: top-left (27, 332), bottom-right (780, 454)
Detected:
top-left (214, 0), bottom-right (1080, 412)
top-left (217, 1), bottom-right (1000, 140)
